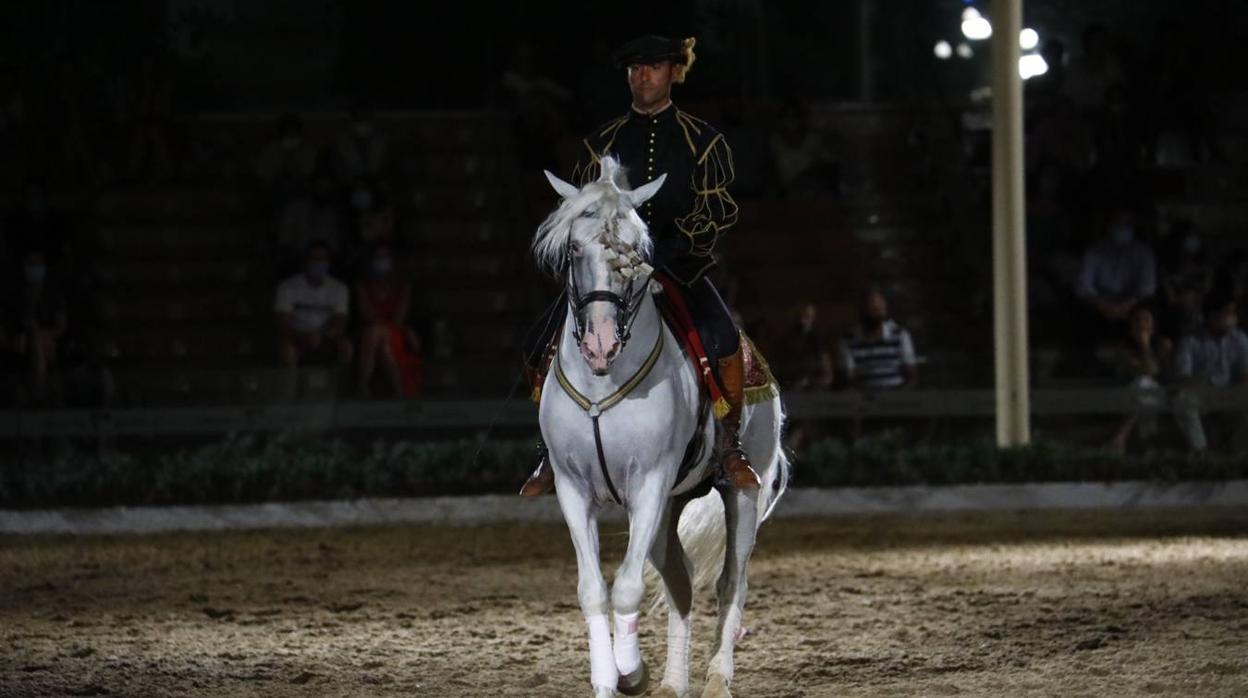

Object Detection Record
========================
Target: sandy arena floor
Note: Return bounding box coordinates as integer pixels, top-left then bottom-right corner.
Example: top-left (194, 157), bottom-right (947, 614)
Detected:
top-left (2, 507), bottom-right (1247, 697)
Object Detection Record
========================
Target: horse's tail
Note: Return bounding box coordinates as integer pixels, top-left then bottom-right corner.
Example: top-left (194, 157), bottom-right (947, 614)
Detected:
top-left (645, 399), bottom-right (790, 615)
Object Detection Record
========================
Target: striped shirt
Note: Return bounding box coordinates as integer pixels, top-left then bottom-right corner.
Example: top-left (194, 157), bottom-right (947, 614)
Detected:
top-left (1175, 328), bottom-right (1248, 386)
top-left (838, 320), bottom-right (917, 389)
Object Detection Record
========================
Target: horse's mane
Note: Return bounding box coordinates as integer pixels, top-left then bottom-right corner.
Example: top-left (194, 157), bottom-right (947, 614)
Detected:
top-left (532, 156), bottom-right (654, 275)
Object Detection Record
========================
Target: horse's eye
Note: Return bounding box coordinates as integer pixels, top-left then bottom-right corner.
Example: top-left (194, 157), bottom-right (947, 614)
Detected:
top-left (568, 242), bottom-right (582, 255)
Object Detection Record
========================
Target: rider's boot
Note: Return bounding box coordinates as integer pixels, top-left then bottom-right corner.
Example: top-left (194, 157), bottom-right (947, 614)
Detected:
top-left (519, 441), bottom-right (555, 497)
top-left (715, 344), bottom-right (761, 490)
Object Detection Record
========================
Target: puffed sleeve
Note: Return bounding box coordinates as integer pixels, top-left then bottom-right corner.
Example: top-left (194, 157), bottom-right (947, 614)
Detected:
top-left (674, 134), bottom-right (739, 257)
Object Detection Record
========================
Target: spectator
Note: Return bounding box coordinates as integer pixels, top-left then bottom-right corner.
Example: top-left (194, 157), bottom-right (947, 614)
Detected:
top-left (354, 243), bottom-right (422, 398)
top-left (1075, 208), bottom-right (1156, 341)
top-left (274, 240), bottom-right (353, 398)
top-left (1173, 296), bottom-right (1248, 452)
top-left (1157, 219), bottom-right (1214, 341)
top-left (775, 301), bottom-right (833, 390)
top-left (334, 106), bottom-right (389, 182)
top-left (837, 288), bottom-right (919, 390)
top-left (767, 98), bottom-right (839, 198)
top-left (4, 250), bottom-right (66, 406)
top-left (1109, 307), bottom-right (1171, 452)
top-left (1063, 24), bottom-right (1124, 113)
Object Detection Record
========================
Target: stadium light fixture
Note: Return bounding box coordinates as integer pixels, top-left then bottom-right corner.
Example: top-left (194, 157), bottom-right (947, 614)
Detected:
top-left (961, 8), bottom-right (993, 41)
top-left (1020, 28), bottom-right (1039, 50)
top-left (1019, 53), bottom-right (1049, 79)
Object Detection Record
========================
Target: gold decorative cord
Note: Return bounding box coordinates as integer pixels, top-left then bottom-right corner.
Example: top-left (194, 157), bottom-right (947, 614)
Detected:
top-left (554, 328), bottom-right (665, 417)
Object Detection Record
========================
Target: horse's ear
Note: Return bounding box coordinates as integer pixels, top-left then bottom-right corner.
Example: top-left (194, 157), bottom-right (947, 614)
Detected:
top-left (625, 173), bottom-right (667, 208)
top-left (544, 170), bottom-right (580, 200)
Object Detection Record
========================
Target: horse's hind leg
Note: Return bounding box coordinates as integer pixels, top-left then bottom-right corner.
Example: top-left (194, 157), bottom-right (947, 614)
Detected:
top-left (648, 494), bottom-right (694, 698)
top-left (703, 486), bottom-right (759, 698)
top-left (555, 482), bottom-right (616, 697)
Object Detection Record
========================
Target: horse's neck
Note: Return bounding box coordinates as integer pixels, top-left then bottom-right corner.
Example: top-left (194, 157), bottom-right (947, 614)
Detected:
top-left (558, 293), bottom-right (664, 398)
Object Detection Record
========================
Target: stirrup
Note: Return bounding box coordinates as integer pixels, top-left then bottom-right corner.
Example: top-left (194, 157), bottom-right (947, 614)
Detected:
top-left (519, 444), bottom-right (555, 497)
top-left (715, 435), bottom-right (761, 490)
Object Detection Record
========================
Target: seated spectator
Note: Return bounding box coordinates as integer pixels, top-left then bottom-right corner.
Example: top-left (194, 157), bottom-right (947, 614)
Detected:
top-left (274, 241), bottom-right (353, 398)
top-left (1075, 209), bottom-right (1156, 341)
top-left (4, 250), bottom-right (66, 406)
top-left (1157, 219), bottom-right (1213, 340)
top-left (1109, 307), bottom-right (1171, 452)
top-left (775, 301), bottom-right (833, 391)
top-left (354, 243), bottom-right (422, 398)
top-left (767, 98), bottom-right (839, 198)
top-left (1173, 295), bottom-right (1248, 452)
top-left (334, 105), bottom-right (389, 182)
top-left (837, 289), bottom-right (918, 390)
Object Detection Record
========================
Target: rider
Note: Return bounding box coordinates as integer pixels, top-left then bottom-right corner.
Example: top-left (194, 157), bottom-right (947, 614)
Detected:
top-left (520, 33), bottom-right (761, 496)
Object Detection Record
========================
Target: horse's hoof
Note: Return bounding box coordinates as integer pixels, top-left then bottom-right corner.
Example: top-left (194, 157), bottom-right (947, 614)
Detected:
top-left (616, 659), bottom-right (650, 696)
top-left (700, 673), bottom-right (731, 698)
top-left (653, 686), bottom-right (685, 698)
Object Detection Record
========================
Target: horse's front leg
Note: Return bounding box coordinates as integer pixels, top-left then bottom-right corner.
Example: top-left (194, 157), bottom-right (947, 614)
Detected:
top-left (703, 486), bottom-right (759, 698)
top-left (611, 470), bottom-right (671, 696)
top-left (555, 475), bottom-right (616, 697)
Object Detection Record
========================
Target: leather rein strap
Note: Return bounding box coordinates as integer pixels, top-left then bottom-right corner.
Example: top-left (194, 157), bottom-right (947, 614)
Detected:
top-left (553, 327), bottom-right (665, 505)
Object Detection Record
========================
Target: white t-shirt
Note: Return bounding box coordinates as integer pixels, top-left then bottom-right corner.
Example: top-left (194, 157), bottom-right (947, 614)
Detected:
top-left (274, 273), bottom-right (349, 334)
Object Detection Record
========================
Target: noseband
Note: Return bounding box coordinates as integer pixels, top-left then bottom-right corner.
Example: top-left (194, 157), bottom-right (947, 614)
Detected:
top-left (565, 227), bottom-right (652, 348)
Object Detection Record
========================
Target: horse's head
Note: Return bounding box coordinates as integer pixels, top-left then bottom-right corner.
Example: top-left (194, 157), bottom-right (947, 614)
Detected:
top-left (534, 157), bottom-right (667, 375)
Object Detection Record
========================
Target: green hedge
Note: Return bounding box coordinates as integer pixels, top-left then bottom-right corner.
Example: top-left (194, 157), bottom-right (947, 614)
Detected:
top-left (1, 432), bottom-right (1245, 510)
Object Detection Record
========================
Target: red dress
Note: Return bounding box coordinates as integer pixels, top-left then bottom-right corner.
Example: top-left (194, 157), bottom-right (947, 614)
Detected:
top-left (360, 280), bottom-right (423, 396)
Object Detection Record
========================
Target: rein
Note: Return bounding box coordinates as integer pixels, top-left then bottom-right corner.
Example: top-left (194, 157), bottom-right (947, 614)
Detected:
top-left (553, 320), bottom-right (664, 505)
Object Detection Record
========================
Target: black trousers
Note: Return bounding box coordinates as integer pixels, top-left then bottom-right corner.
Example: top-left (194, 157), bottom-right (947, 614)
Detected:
top-left (524, 275), bottom-right (741, 375)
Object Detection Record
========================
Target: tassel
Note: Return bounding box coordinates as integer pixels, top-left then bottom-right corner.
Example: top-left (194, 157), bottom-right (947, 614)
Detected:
top-left (530, 386), bottom-right (542, 403)
top-left (713, 396), bottom-right (731, 420)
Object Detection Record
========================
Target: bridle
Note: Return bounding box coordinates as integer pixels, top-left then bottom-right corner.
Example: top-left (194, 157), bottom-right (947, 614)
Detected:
top-left (564, 219), bottom-right (654, 349)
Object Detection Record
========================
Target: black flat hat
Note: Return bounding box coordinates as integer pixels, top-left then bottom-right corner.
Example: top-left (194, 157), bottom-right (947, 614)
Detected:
top-left (613, 35), bottom-right (688, 68)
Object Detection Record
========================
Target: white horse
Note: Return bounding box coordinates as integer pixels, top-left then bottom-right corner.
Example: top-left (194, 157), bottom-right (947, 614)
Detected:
top-left (534, 156), bottom-right (789, 698)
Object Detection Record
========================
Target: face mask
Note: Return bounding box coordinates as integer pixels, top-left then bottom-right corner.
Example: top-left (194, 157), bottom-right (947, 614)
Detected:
top-left (1183, 235), bottom-right (1201, 255)
top-left (1110, 224), bottom-right (1134, 245)
top-left (371, 258), bottom-right (392, 276)
top-left (351, 187), bottom-right (373, 210)
top-left (307, 261), bottom-right (330, 279)
top-left (24, 264), bottom-right (46, 283)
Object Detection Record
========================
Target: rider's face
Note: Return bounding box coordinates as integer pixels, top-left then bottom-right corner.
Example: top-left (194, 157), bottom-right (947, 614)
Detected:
top-left (628, 61), bottom-right (674, 110)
